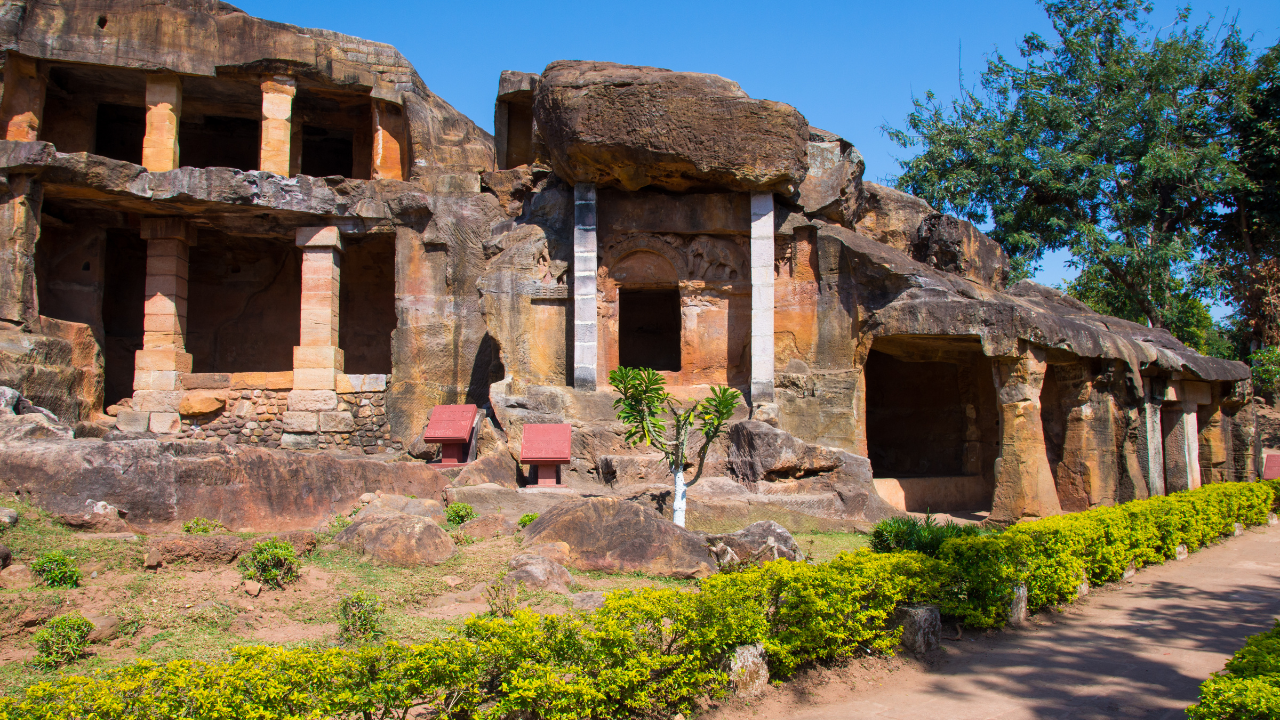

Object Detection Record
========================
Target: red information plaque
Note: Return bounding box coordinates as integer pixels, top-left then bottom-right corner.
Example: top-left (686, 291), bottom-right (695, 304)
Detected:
top-left (422, 404), bottom-right (478, 444)
top-left (1265, 454), bottom-right (1280, 481)
top-left (521, 424), bottom-right (571, 487)
top-left (521, 424), bottom-right (572, 464)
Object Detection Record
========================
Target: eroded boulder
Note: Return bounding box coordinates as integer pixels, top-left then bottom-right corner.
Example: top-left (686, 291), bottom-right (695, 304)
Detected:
top-left (727, 420), bottom-right (842, 483)
top-left (459, 513), bottom-right (519, 538)
top-left (535, 60), bottom-right (808, 193)
top-left (914, 213), bottom-right (1009, 291)
top-left (355, 494), bottom-right (446, 524)
top-left (854, 182), bottom-right (937, 254)
top-left (523, 497), bottom-right (715, 578)
top-left (504, 553), bottom-right (572, 594)
top-left (335, 512), bottom-right (455, 567)
top-left (706, 520), bottom-right (802, 565)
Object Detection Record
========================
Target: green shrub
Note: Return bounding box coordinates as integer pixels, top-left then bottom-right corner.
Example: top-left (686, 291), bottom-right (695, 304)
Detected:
top-left (1249, 346), bottom-right (1280, 395)
top-left (518, 513), bottom-right (539, 529)
top-left (870, 514), bottom-right (987, 557)
top-left (1262, 478), bottom-right (1280, 511)
top-left (445, 502), bottom-right (477, 526)
top-left (338, 591), bottom-right (386, 644)
top-left (1188, 621), bottom-right (1280, 719)
top-left (30, 550), bottom-right (81, 588)
top-left (32, 613), bottom-right (94, 668)
top-left (936, 533), bottom-right (1031, 628)
top-left (182, 517), bottom-right (222, 534)
top-left (237, 539), bottom-right (300, 589)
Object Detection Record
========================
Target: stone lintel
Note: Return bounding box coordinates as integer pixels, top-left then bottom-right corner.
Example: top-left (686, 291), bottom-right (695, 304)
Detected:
top-left (140, 217), bottom-right (197, 245)
top-left (295, 226), bottom-right (344, 251)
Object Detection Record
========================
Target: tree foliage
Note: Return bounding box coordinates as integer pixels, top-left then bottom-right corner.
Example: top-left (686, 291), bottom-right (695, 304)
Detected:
top-left (886, 0), bottom-right (1266, 343)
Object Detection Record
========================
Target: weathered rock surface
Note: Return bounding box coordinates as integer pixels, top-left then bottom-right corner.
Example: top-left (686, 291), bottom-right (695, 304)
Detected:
top-left (0, 507), bottom-right (16, 527)
top-left (522, 541), bottom-right (571, 565)
top-left (55, 499), bottom-right (131, 533)
top-left (797, 127), bottom-right (865, 227)
top-left (724, 643), bottom-right (769, 698)
top-left (852, 181), bottom-right (937, 254)
top-left (914, 213), bottom-right (1009, 291)
top-left (355, 494), bottom-right (446, 525)
top-left (453, 450), bottom-right (519, 489)
top-left (504, 553), bottom-right (572, 594)
top-left (146, 531), bottom-right (317, 565)
top-left (534, 61), bottom-right (808, 193)
top-left (444, 483), bottom-right (579, 520)
top-left (335, 512), bottom-right (455, 567)
top-left (459, 513), bottom-right (519, 538)
top-left (0, 433), bottom-right (449, 531)
top-left (706, 520), bottom-right (802, 565)
top-left (523, 497), bottom-right (716, 578)
top-left (727, 421), bottom-right (842, 483)
top-left (895, 604), bottom-right (941, 655)
top-left (0, 543), bottom-right (10, 569)
top-left (85, 614), bottom-right (122, 643)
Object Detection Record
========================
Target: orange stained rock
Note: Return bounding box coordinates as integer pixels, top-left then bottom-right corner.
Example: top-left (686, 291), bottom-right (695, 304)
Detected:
top-left (1, 53), bottom-right (45, 142)
top-left (259, 75), bottom-right (296, 176)
top-left (372, 100), bottom-right (407, 180)
top-left (142, 74), bottom-right (182, 172)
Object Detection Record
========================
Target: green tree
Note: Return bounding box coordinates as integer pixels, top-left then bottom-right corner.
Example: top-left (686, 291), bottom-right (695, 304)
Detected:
top-left (886, 0), bottom-right (1250, 337)
top-left (609, 367), bottom-right (740, 527)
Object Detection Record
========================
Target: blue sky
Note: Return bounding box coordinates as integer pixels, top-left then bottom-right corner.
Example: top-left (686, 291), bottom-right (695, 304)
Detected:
top-left (239, 0), bottom-right (1280, 300)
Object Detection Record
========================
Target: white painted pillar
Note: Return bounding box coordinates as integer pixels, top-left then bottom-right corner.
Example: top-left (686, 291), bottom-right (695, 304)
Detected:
top-left (573, 183), bottom-right (598, 391)
top-left (1141, 377), bottom-right (1167, 497)
top-left (750, 192), bottom-right (775, 404)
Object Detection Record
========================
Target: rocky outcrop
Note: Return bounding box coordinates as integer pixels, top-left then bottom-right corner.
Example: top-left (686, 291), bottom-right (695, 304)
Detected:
top-left (797, 128), bottom-right (865, 227)
top-left (0, 419), bottom-right (450, 530)
top-left (146, 531), bottom-right (316, 565)
top-left (706, 520), bottom-right (802, 565)
top-left (853, 182), bottom-right (937, 255)
top-left (335, 512), bottom-right (455, 567)
top-left (355, 494), bottom-right (446, 525)
top-left (503, 553), bottom-right (572, 594)
top-left (914, 213), bottom-right (1009, 291)
top-left (523, 497), bottom-right (716, 578)
top-left (727, 420), bottom-right (843, 484)
top-left (534, 61), bottom-right (808, 193)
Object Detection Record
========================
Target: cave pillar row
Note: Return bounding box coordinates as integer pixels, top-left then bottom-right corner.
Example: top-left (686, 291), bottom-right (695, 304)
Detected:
top-left (1139, 376), bottom-right (1167, 497)
top-left (990, 345), bottom-right (1062, 522)
top-left (131, 218), bottom-right (195, 433)
top-left (749, 192), bottom-right (775, 404)
top-left (142, 73), bottom-right (182, 173)
top-left (260, 75), bottom-right (297, 177)
top-left (1, 52), bottom-right (46, 142)
top-left (572, 182), bottom-right (597, 391)
top-left (371, 99), bottom-right (407, 181)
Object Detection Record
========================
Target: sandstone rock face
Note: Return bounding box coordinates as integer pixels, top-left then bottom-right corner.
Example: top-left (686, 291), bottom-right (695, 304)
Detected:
top-left (523, 497), bottom-right (716, 578)
top-left (355, 494), bottom-right (446, 525)
top-left (853, 182), bottom-right (937, 254)
top-left (534, 61), bottom-right (808, 193)
top-left (706, 520), bottom-right (802, 565)
top-left (798, 128), bottom-right (865, 226)
top-left (335, 512), bottom-right (455, 567)
top-left (0, 434), bottom-right (449, 531)
top-left (55, 499), bottom-right (131, 533)
top-left (178, 390), bottom-right (224, 416)
top-left (453, 450), bottom-right (519, 489)
top-left (914, 214), bottom-right (1009, 291)
top-left (459, 513), bottom-right (519, 538)
top-left (444, 483), bottom-right (577, 520)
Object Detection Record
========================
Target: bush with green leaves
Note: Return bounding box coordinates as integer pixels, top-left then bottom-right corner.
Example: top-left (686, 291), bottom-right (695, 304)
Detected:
top-left (518, 513), bottom-right (538, 529)
top-left (869, 514), bottom-right (987, 557)
top-left (338, 590), bottom-right (386, 645)
top-left (32, 613), bottom-right (94, 668)
top-left (30, 550), bottom-right (81, 588)
top-left (181, 517), bottom-right (223, 534)
top-left (237, 538), bottom-right (300, 589)
top-left (1249, 346), bottom-right (1280, 395)
top-left (1188, 620), bottom-right (1280, 719)
top-left (445, 502), bottom-right (477, 527)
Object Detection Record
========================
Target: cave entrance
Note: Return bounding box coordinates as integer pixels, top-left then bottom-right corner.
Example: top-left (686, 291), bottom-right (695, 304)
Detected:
top-left (179, 114), bottom-right (260, 171)
top-left (339, 235), bottom-right (395, 375)
top-left (102, 229), bottom-right (147, 406)
top-left (94, 103), bottom-right (146, 164)
top-left (300, 125), bottom-right (354, 178)
top-left (618, 288), bottom-right (681, 372)
top-left (864, 339), bottom-right (997, 514)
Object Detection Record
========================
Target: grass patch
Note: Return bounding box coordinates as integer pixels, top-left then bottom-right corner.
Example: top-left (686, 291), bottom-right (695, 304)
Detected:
top-left (793, 530), bottom-right (871, 562)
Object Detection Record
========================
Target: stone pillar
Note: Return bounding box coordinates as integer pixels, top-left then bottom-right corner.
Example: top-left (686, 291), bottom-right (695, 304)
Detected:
top-left (131, 218), bottom-right (195, 433)
top-left (750, 192), bottom-right (775, 404)
top-left (1182, 381), bottom-right (1209, 490)
top-left (1139, 377), bottom-right (1167, 497)
top-left (990, 346), bottom-right (1062, 522)
top-left (259, 75), bottom-right (296, 177)
top-left (371, 100), bottom-right (406, 181)
top-left (294, 226), bottom-right (344, 390)
top-left (572, 183), bottom-right (598, 391)
top-left (1, 53), bottom-right (45, 142)
top-left (0, 174), bottom-right (41, 325)
top-left (142, 74), bottom-right (182, 172)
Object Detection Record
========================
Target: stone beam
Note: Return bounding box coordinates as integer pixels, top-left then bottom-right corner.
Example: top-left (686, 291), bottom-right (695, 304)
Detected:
top-left (1, 53), bottom-right (45, 142)
top-left (371, 100), bottom-right (407, 181)
top-left (990, 346), bottom-right (1063, 522)
top-left (259, 75), bottom-right (296, 177)
top-left (572, 182), bottom-right (598, 391)
top-left (142, 74), bottom-right (182, 172)
top-left (294, 226), bottom-right (344, 391)
top-left (750, 192), bottom-right (775, 404)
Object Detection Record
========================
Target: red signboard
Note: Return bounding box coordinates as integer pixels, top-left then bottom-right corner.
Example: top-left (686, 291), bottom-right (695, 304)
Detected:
top-left (422, 404), bottom-right (478, 444)
top-left (1265, 454), bottom-right (1280, 481)
top-left (521, 424), bottom-right (572, 465)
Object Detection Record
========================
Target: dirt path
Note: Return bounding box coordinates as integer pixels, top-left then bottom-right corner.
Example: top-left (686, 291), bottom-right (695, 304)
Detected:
top-left (708, 523), bottom-right (1280, 720)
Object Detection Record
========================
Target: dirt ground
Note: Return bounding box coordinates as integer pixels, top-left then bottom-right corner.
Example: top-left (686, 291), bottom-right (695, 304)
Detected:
top-left (0, 502), bottom-right (868, 696)
top-left (706, 520), bottom-right (1280, 720)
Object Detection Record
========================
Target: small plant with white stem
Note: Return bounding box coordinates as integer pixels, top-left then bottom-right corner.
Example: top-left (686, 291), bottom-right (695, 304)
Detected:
top-left (608, 366), bottom-right (741, 527)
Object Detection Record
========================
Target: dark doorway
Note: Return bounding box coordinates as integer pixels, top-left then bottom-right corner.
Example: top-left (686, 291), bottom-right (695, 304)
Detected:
top-left (339, 235), bottom-right (396, 374)
top-left (94, 103), bottom-right (145, 165)
top-left (619, 289), bottom-right (681, 372)
top-left (180, 115), bottom-right (259, 171)
top-left (865, 349), bottom-right (965, 477)
top-left (300, 125), bottom-right (354, 178)
top-left (102, 229), bottom-right (147, 405)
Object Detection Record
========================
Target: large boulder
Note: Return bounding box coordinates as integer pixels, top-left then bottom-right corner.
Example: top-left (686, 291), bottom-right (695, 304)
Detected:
top-left (706, 520), bottom-right (802, 565)
top-left (727, 420), bottom-right (842, 484)
top-left (334, 512), bottom-right (456, 567)
top-left (523, 497), bottom-right (716, 578)
top-left (797, 128), bottom-right (865, 226)
top-left (504, 553), bottom-right (572, 594)
top-left (853, 182), bottom-right (937, 254)
top-left (914, 213), bottom-right (1010, 291)
top-left (355, 494), bottom-right (446, 524)
top-left (534, 60), bottom-right (808, 193)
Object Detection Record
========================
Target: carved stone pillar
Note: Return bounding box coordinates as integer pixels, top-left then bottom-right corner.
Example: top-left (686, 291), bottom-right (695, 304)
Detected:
top-left (0, 174), bottom-right (41, 325)
top-left (293, 226), bottom-right (344, 391)
top-left (991, 346), bottom-right (1062, 522)
top-left (130, 218), bottom-right (195, 433)
top-left (1, 53), bottom-right (45, 142)
top-left (371, 100), bottom-right (406, 181)
top-left (572, 183), bottom-right (598, 391)
top-left (142, 74), bottom-right (182, 172)
top-left (749, 192), bottom-right (775, 404)
top-left (259, 75), bottom-right (296, 176)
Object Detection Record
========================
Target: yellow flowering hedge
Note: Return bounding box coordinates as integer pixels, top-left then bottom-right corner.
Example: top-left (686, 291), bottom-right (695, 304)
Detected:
top-left (0, 481), bottom-right (1271, 719)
